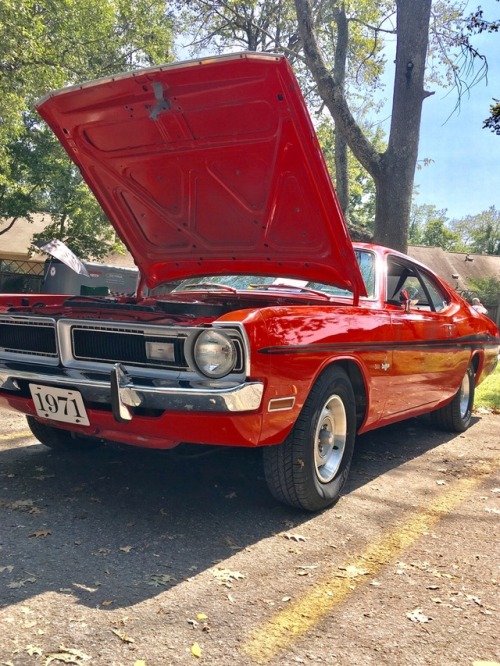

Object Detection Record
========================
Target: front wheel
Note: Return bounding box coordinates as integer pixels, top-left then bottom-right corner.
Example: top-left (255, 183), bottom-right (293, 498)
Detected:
top-left (431, 363), bottom-right (475, 432)
top-left (263, 367), bottom-right (356, 512)
top-left (27, 416), bottom-right (102, 452)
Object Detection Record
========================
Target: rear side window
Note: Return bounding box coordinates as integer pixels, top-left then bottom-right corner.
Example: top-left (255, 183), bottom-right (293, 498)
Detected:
top-left (386, 256), bottom-right (449, 312)
top-left (420, 272), bottom-right (449, 312)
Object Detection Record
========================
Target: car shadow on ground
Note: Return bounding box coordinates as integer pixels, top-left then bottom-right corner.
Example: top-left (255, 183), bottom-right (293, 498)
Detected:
top-left (0, 415), bottom-right (472, 610)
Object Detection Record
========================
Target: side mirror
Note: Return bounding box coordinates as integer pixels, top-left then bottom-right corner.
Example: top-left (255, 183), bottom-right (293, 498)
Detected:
top-left (399, 289), bottom-right (411, 313)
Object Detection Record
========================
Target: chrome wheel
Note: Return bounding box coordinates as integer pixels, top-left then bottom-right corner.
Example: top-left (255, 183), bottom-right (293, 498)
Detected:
top-left (431, 363), bottom-right (475, 433)
top-left (314, 395), bottom-right (347, 483)
top-left (459, 372), bottom-right (471, 420)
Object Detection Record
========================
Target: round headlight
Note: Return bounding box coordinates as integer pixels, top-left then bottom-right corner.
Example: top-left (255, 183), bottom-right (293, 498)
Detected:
top-left (193, 330), bottom-right (237, 378)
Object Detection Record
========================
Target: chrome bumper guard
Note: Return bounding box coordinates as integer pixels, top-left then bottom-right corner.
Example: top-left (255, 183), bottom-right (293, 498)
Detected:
top-left (0, 362), bottom-right (264, 423)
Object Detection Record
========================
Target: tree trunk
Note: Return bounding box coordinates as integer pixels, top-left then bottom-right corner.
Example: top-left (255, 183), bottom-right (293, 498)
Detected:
top-left (294, 0), bottom-right (433, 253)
top-left (373, 0), bottom-right (432, 251)
top-left (333, 5), bottom-right (349, 218)
top-left (335, 132), bottom-right (349, 218)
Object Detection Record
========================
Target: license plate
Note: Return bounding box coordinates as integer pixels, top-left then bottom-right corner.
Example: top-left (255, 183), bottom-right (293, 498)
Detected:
top-left (29, 384), bottom-right (90, 426)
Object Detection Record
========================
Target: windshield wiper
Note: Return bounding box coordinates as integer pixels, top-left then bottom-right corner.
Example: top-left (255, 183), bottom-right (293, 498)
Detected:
top-left (176, 282), bottom-right (238, 293)
top-left (248, 284), bottom-right (332, 300)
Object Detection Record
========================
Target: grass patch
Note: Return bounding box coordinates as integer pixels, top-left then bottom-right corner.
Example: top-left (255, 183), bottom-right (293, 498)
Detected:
top-left (475, 363), bottom-right (500, 411)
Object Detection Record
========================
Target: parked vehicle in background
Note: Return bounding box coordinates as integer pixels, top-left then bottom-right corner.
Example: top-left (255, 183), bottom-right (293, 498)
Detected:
top-left (0, 53), bottom-right (498, 511)
top-left (42, 258), bottom-right (138, 296)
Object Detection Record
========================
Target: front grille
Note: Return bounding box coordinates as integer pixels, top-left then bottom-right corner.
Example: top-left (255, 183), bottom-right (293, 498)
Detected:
top-left (71, 326), bottom-right (188, 369)
top-left (0, 316), bottom-right (246, 378)
top-left (0, 318), bottom-right (57, 359)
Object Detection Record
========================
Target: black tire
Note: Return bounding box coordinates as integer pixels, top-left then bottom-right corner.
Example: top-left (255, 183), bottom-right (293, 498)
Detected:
top-left (27, 416), bottom-right (102, 451)
top-left (263, 366), bottom-right (356, 512)
top-left (431, 364), bottom-right (475, 432)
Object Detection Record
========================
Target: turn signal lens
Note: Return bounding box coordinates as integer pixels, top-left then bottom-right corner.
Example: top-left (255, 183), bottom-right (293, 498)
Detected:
top-left (193, 330), bottom-right (237, 378)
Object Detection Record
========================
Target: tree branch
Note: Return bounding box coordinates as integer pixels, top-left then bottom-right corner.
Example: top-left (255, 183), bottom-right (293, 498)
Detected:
top-left (294, 0), bottom-right (383, 180)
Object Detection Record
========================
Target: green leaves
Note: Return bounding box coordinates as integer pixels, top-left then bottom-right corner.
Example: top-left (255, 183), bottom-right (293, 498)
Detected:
top-left (0, 0), bottom-right (174, 259)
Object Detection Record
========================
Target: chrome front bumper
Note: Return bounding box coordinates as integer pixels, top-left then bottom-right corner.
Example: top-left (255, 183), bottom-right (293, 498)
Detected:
top-left (0, 362), bottom-right (264, 423)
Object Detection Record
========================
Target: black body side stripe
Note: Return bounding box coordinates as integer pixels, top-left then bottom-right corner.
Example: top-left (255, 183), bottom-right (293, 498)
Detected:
top-left (258, 335), bottom-right (500, 355)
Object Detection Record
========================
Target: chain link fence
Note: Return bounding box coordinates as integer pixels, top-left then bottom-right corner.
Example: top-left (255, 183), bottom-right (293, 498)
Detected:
top-left (0, 259), bottom-right (44, 293)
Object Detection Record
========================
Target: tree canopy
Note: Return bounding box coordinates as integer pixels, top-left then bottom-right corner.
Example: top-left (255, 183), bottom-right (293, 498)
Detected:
top-left (410, 204), bottom-right (500, 256)
top-left (0, 0), bottom-right (173, 259)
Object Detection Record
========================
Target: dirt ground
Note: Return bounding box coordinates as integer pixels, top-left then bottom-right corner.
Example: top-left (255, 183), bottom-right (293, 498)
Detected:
top-left (0, 406), bottom-right (499, 666)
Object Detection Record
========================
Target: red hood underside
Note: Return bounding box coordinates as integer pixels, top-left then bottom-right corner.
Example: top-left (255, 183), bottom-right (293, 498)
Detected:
top-left (37, 53), bottom-right (366, 297)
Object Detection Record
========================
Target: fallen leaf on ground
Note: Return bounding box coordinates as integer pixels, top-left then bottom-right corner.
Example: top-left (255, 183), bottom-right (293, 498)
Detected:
top-left (43, 645), bottom-right (91, 664)
top-left (11, 499), bottom-right (39, 512)
top-left (94, 548), bottom-right (110, 556)
top-left (406, 608), bottom-right (431, 623)
top-left (284, 533), bottom-right (309, 542)
top-left (223, 536), bottom-right (240, 549)
top-left (73, 583), bottom-right (99, 593)
top-left (111, 629), bottom-right (134, 643)
top-left (191, 643), bottom-right (202, 658)
top-left (211, 568), bottom-right (245, 587)
top-left (295, 564), bottom-right (318, 577)
top-left (466, 595), bottom-right (482, 606)
top-left (148, 573), bottom-right (176, 587)
top-left (337, 565), bottom-right (370, 578)
top-left (8, 577), bottom-right (36, 588)
top-left (29, 530), bottom-right (51, 538)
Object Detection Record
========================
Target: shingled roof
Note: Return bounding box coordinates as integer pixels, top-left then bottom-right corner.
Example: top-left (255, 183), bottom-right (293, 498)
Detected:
top-left (408, 245), bottom-right (500, 292)
top-left (1, 215), bottom-right (136, 268)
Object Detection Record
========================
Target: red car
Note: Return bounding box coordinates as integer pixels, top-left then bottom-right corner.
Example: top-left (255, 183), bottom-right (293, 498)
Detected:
top-left (0, 54), bottom-right (498, 511)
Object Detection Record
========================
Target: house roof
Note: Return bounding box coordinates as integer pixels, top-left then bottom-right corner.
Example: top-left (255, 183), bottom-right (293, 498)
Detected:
top-left (0, 214), bottom-right (51, 260)
top-left (0, 215), bottom-right (136, 268)
top-left (407, 245), bottom-right (500, 293)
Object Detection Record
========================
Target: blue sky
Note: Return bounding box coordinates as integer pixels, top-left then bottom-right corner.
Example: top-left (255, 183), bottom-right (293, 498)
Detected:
top-left (403, 1), bottom-right (499, 220)
top-left (177, 3), bottom-right (498, 222)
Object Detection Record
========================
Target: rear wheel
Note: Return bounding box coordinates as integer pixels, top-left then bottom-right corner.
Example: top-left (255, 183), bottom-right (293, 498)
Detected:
top-left (431, 363), bottom-right (475, 432)
top-left (263, 367), bottom-right (356, 512)
top-left (27, 416), bottom-right (102, 451)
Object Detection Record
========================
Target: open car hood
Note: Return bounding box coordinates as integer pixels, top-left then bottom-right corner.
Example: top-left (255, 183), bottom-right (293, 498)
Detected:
top-left (37, 53), bottom-right (366, 297)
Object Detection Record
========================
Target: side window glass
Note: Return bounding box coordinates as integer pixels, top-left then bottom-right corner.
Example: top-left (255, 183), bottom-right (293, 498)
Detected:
top-left (400, 274), bottom-right (426, 306)
top-left (420, 272), bottom-right (449, 312)
top-left (386, 258), bottom-right (428, 309)
top-left (355, 250), bottom-right (376, 299)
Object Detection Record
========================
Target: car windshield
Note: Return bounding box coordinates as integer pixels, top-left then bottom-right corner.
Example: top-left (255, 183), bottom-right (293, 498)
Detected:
top-left (151, 250), bottom-right (376, 299)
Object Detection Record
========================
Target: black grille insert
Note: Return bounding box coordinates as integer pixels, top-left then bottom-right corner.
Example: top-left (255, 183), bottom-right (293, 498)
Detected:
top-left (72, 328), bottom-right (187, 369)
top-left (0, 322), bottom-right (57, 356)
